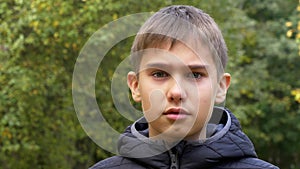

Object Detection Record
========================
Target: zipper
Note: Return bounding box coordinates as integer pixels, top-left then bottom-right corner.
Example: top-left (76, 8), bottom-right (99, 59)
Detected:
top-left (169, 150), bottom-right (179, 169)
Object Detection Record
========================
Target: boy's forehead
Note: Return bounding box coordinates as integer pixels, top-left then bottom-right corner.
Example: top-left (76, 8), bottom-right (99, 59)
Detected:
top-left (140, 42), bottom-right (214, 67)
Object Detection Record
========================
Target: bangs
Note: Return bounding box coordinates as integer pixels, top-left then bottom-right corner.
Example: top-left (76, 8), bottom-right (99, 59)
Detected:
top-left (132, 13), bottom-right (203, 52)
top-left (130, 13), bottom-right (205, 72)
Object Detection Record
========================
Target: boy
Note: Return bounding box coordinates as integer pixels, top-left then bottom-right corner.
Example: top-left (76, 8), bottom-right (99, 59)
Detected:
top-left (91, 5), bottom-right (279, 169)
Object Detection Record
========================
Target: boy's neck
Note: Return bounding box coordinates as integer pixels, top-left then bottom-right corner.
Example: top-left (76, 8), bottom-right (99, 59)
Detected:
top-left (148, 126), bottom-right (207, 143)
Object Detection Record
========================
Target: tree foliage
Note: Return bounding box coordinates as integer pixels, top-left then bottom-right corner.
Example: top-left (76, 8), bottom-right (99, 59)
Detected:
top-left (226, 1), bottom-right (300, 168)
top-left (0, 0), bottom-right (299, 168)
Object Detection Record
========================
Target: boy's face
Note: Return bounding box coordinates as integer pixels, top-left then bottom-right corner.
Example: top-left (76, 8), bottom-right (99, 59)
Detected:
top-left (127, 42), bottom-right (230, 141)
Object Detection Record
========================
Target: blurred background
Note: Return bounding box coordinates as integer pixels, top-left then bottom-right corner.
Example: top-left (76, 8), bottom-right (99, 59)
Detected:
top-left (1, 0), bottom-right (300, 168)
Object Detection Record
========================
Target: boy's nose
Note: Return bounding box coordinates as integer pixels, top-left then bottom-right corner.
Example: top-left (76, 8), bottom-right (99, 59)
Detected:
top-left (167, 80), bottom-right (187, 102)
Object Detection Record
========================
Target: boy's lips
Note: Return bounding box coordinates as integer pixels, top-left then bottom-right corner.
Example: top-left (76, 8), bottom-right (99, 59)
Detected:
top-left (163, 107), bottom-right (190, 120)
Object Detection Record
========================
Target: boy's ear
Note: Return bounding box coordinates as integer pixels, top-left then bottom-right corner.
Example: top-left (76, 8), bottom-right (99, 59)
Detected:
top-left (215, 73), bottom-right (231, 104)
top-left (127, 71), bottom-right (141, 102)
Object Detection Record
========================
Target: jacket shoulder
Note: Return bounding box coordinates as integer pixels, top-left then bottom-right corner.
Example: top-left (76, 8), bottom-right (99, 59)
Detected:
top-left (215, 157), bottom-right (279, 169)
top-left (89, 156), bottom-right (146, 169)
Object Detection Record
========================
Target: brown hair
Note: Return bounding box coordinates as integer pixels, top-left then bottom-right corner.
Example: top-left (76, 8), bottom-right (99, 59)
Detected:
top-left (131, 5), bottom-right (228, 76)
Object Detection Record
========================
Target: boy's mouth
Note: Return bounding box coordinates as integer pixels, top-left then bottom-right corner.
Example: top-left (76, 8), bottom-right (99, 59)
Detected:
top-left (163, 108), bottom-right (189, 120)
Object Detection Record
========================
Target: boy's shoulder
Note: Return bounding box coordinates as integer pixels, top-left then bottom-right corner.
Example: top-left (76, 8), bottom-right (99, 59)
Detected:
top-left (89, 155), bottom-right (145, 169)
top-left (215, 157), bottom-right (279, 169)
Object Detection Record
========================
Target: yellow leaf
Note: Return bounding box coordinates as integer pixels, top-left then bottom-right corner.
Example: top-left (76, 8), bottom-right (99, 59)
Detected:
top-left (32, 90), bottom-right (38, 95)
top-left (113, 13), bottom-right (118, 20)
top-left (286, 30), bottom-right (293, 37)
top-left (31, 21), bottom-right (39, 28)
top-left (64, 43), bottom-right (70, 48)
top-left (54, 32), bottom-right (59, 38)
top-left (285, 21), bottom-right (292, 27)
top-left (72, 43), bottom-right (77, 49)
top-left (2, 128), bottom-right (12, 139)
top-left (53, 21), bottom-right (59, 27)
top-left (291, 89), bottom-right (300, 103)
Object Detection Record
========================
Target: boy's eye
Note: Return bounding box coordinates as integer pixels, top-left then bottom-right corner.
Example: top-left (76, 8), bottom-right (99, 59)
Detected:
top-left (186, 72), bottom-right (203, 79)
top-left (152, 71), bottom-right (169, 78)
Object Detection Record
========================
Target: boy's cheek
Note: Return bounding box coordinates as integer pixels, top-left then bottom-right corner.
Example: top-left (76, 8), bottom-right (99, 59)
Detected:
top-left (142, 89), bottom-right (166, 122)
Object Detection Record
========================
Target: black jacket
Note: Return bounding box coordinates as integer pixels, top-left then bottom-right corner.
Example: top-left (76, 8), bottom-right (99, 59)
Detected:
top-left (90, 108), bottom-right (279, 169)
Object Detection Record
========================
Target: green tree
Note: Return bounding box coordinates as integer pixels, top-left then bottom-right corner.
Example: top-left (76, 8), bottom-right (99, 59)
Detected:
top-left (226, 0), bottom-right (300, 168)
top-left (0, 1), bottom-right (88, 168)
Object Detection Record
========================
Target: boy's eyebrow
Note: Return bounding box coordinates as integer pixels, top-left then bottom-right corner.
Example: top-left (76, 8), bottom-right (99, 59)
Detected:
top-left (145, 63), bottom-right (209, 69)
top-left (188, 64), bottom-right (209, 69)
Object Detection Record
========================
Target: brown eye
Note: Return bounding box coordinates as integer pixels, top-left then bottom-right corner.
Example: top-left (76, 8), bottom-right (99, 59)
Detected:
top-left (186, 72), bottom-right (203, 79)
top-left (152, 71), bottom-right (169, 78)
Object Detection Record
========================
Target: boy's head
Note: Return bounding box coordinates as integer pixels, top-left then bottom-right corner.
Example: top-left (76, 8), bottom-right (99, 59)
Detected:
top-left (131, 5), bottom-right (228, 76)
top-left (127, 5), bottom-right (231, 142)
